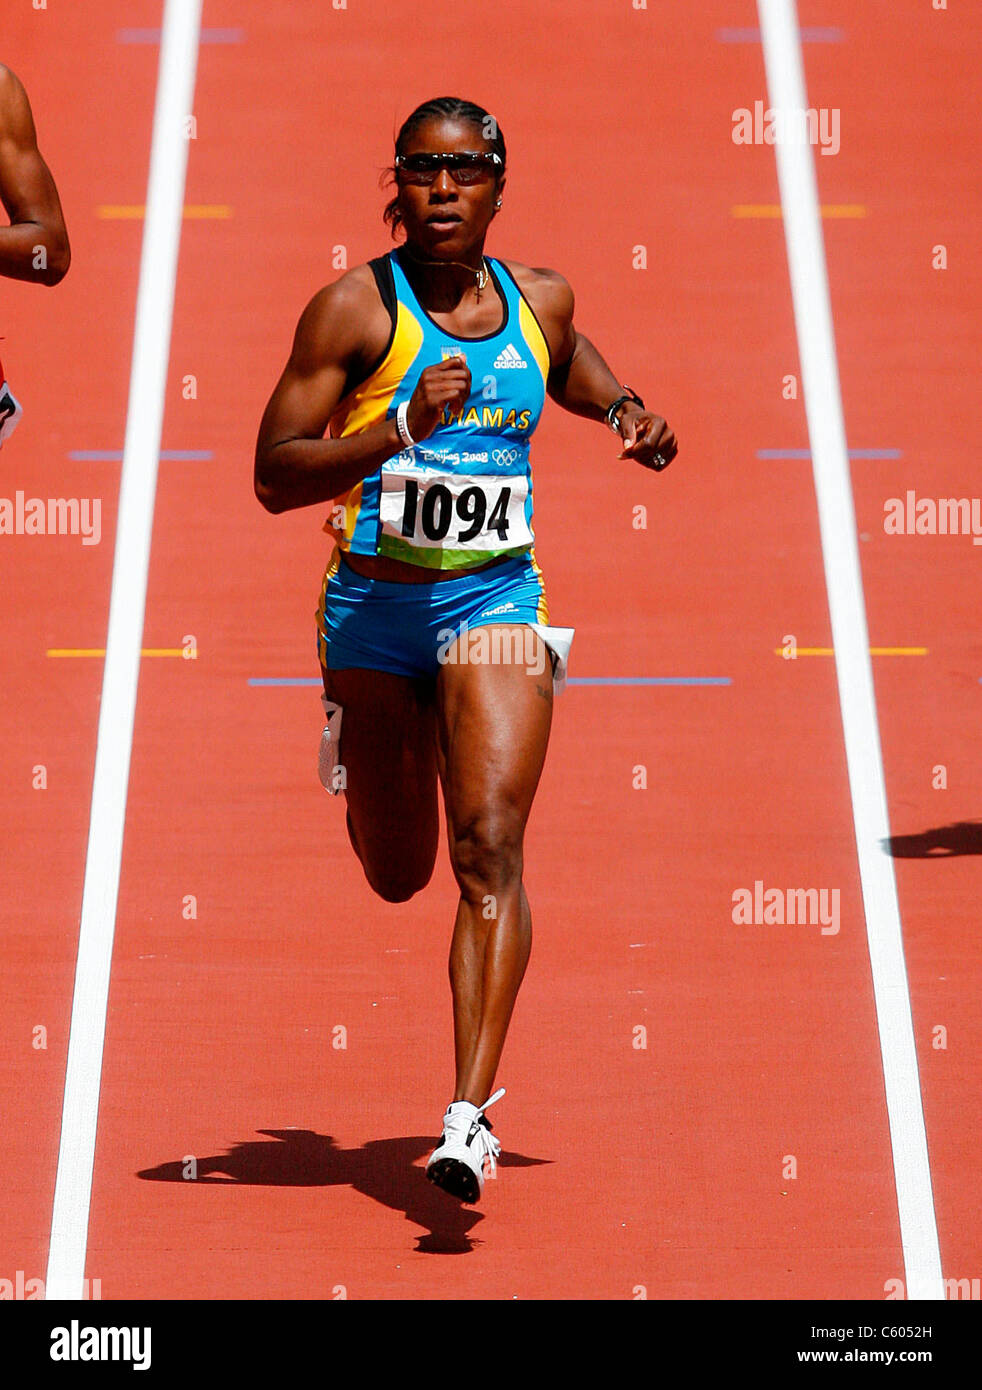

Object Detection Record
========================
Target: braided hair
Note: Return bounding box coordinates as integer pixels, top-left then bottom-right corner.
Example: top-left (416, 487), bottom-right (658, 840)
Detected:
top-left (381, 96), bottom-right (507, 238)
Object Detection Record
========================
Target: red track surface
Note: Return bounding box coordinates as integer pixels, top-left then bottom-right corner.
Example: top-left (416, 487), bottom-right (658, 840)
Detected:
top-left (1, 1), bottom-right (978, 1300)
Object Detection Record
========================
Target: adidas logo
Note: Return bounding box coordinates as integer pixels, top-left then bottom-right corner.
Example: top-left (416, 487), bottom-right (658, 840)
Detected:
top-left (492, 343), bottom-right (527, 369)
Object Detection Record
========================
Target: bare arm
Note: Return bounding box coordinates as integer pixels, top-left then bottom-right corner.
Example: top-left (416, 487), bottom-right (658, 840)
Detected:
top-left (0, 65), bottom-right (70, 286)
top-left (523, 266), bottom-right (678, 470)
top-left (547, 326), bottom-right (623, 425)
top-left (255, 274), bottom-right (471, 514)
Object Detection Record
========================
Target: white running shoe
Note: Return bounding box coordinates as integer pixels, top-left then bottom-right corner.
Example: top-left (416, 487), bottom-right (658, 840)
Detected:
top-left (425, 1087), bottom-right (505, 1203)
top-left (318, 694), bottom-right (344, 795)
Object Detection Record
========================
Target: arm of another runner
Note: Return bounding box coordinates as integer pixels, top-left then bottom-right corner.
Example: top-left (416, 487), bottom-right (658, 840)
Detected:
top-left (0, 65), bottom-right (70, 285)
top-left (534, 269), bottom-right (677, 471)
top-left (255, 275), bottom-right (471, 514)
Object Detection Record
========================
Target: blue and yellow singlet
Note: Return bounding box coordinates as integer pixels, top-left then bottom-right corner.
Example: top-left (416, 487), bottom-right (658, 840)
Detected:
top-left (323, 247), bottom-right (551, 570)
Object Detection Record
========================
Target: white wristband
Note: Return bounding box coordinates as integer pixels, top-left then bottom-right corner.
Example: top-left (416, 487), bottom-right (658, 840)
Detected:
top-left (395, 400), bottom-right (415, 448)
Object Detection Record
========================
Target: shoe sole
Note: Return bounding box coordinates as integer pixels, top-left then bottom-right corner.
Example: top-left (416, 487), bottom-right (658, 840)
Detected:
top-left (426, 1156), bottom-right (480, 1204)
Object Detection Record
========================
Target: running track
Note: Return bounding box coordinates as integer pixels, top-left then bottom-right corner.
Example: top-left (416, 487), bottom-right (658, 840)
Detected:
top-left (2, 0), bottom-right (979, 1300)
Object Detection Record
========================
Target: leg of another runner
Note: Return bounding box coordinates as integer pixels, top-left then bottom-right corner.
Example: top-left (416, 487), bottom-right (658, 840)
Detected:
top-left (435, 626), bottom-right (553, 1105)
top-left (321, 665), bottom-right (440, 902)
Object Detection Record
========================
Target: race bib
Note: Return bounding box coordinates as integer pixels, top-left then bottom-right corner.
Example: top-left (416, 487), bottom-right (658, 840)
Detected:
top-left (0, 378), bottom-right (22, 448)
top-left (379, 465), bottom-right (533, 554)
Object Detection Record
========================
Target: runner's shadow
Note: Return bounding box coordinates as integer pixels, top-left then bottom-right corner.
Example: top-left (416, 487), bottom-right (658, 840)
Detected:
top-left (884, 821), bottom-right (982, 858)
top-left (136, 1130), bottom-right (550, 1254)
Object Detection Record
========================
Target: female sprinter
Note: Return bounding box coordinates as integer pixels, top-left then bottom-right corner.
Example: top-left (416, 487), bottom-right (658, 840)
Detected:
top-left (255, 97), bottom-right (677, 1205)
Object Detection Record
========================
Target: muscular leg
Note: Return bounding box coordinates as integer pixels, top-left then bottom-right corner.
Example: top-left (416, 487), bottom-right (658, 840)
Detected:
top-left (321, 665), bottom-right (439, 902)
top-left (435, 626), bottom-right (553, 1104)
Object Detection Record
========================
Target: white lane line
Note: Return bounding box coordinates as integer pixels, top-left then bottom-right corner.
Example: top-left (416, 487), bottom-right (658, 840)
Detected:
top-left (756, 0), bottom-right (944, 1301)
top-left (45, 0), bottom-right (203, 1301)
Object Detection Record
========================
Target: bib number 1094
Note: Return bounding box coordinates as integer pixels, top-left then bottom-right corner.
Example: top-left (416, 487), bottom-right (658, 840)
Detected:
top-left (379, 467), bottom-right (532, 553)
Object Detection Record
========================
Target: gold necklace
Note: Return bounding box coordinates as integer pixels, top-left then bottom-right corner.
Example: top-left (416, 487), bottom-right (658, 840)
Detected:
top-left (404, 249), bottom-right (490, 299)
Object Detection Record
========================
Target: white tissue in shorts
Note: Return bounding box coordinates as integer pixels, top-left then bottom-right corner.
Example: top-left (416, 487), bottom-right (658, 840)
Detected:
top-left (529, 624), bottom-right (575, 696)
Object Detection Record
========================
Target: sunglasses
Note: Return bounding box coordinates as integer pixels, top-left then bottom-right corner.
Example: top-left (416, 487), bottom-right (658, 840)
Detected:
top-left (395, 151), bottom-right (503, 186)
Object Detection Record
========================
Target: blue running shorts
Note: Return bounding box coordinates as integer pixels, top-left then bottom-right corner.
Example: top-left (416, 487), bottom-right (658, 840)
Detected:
top-left (315, 548), bottom-right (574, 689)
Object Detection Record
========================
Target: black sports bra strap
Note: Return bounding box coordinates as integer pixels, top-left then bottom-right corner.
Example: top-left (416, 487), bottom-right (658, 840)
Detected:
top-left (368, 253), bottom-right (397, 332)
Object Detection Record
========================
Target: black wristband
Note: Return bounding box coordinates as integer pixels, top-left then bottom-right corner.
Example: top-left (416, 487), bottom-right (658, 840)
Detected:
top-left (605, 386), bottom-right (645, 433)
